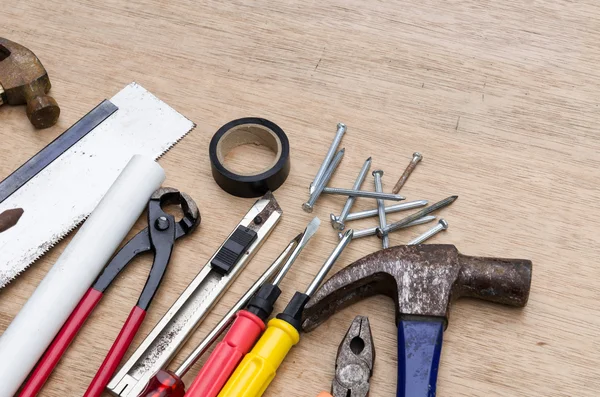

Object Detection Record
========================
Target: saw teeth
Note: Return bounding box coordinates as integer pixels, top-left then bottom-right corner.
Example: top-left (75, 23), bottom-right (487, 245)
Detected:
top-left (0, 123), bottom-right (195, 289)
top-left (0, 214), bottom-right (88, 288)
top-left (155, 123), bottom-right (197, 161)
top-left (0, 83), bottom-right (196, 288)
top-left (0, 215), bottom-right (89, 289)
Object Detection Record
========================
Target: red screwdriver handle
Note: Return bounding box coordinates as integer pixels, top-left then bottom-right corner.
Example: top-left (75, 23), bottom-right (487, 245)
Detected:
top-left (139, 369), bottom-right (186, 397)
top-left (19, 288), bottom-right (104, 397)
top-left (84, 305), bottom-right (146, 397)
top-left (185, 310), bottom-right (265, 397)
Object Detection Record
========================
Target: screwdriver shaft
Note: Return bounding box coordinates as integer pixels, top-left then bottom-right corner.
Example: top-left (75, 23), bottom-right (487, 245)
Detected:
top-left (175, 251), bottom-right (289, 377)
top-left (271, 218), bottom-right (320, 286)
top-left (305, 229), bottom-right (353, 297)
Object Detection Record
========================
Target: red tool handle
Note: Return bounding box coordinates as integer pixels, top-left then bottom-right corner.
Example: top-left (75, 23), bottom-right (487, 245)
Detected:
top-left (184, 310), bottom-right (265, 397)
top-left (84, 305), bottom-right (146, 397)
top-left (19, 288), bottom-right (104, 397)
top-left (138, 369), bottom-right (186, 397)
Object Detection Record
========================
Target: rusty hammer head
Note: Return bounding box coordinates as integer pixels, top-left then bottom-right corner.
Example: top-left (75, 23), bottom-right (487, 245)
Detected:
top-left (0, 38), bottom-right (60, 129)
top-left (302, 244), bottom-right (532, 331)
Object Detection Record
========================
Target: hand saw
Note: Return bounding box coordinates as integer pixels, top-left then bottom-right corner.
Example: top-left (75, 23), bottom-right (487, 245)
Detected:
top-left (0, 82), bottom-right (195, 289)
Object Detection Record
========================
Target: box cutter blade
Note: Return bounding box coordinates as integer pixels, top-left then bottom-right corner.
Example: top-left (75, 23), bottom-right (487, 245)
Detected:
top-left (108, 192), bottom-right (282, 397)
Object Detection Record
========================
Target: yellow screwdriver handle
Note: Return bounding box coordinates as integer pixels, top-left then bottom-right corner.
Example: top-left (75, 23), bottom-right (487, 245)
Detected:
top-left (218, 318), bottom-right (300, 397)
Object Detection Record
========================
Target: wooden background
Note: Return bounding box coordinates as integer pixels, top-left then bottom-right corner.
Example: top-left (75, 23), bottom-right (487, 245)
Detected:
top-left (1, 0), bottom-right (599, 395)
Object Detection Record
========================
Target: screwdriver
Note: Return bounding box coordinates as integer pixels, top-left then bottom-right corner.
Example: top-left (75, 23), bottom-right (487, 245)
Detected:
top-left (139, 218), bottom-right (320, 397)
top-left (184, 217), bottom-right (320, 397)
top-left (139, 238), bottom-right (298, 397)
top-left (217, 229), bottom-right (354, 397)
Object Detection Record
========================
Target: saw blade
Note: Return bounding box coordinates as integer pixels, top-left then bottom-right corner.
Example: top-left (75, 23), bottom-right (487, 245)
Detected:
top-left (0, 82), bottom-right (195, 288)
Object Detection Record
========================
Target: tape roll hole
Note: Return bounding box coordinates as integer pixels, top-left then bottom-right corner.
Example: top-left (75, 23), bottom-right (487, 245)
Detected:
top-left (217, 124), bottom-right (282, 176)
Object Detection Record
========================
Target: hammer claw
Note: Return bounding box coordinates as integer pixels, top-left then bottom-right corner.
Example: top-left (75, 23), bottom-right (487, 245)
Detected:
top-left (0, 37), bottom-right (60, 129)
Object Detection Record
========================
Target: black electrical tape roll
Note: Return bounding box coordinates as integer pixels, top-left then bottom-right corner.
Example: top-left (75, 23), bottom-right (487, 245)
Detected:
top-left (209, 117), bottom-right (291, 198)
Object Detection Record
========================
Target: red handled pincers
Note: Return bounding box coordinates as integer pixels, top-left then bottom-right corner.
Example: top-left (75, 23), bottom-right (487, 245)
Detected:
top-left (20, 187), bottom-right (200, 397)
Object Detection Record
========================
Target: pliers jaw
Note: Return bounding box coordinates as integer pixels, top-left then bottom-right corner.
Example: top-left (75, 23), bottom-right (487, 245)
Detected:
top-left (151, 187), bottom-right (201, 238)
top-left (137, 188), bottom-right (200, 310)
top-left (332, 316), bottom-right (375, 397)
top-left (92, 187), bottom-right (200, 297)
top-left (22, 187), bottom-right (201, 396)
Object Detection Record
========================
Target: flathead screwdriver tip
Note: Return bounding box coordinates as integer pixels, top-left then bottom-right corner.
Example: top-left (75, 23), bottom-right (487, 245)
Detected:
top-left (271, 217), bottom-right (320, 287)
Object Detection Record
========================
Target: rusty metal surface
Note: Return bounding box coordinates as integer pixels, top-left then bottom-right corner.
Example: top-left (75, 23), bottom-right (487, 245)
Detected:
top-left (376, 196), bottom-right (458, 237)
top-left (302, 244), bottom-right (532, 331)
top-left (0, 37), bottom-right (59, 128)
top-left (391, 152), bottom-right (422, 194)
top-left (332, 315), bottom-right (375, 397)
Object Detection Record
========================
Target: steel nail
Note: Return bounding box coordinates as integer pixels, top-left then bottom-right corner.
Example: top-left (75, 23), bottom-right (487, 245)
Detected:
top-left (372, 170), bottom-right (389, 249)
top-left (310, 123), bottom-right (347, 194)
top-left (331, 157), bottom-right (372, 230)
top-left (330, 200), bottom-right (428, 224)
top-left (338, 215), bottom-right (436, 240)
top-left (322, 187), bottom-right (405, 201)
top-left (407, 219), bottom-right (449, 245)
top-left (303, 148), bottom-right (345, 213)
top-left (376, 195), bottom-right (457, 237)
top-left (392, 152), bottom-right (423, 194)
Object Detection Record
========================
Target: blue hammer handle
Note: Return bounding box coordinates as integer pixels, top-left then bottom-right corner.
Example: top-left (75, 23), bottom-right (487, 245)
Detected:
top-left (397, 318), bottom-right (445, 397)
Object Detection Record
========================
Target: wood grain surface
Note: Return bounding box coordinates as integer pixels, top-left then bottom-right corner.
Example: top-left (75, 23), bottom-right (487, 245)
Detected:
top-left (1, 1), bottom-right (599, 396)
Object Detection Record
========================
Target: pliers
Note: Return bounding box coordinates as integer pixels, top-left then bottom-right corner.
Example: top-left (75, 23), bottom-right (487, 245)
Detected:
top-left (318, 316), bottom-right (375, 397)
top-left (20, 187), bottom-right (200, 397)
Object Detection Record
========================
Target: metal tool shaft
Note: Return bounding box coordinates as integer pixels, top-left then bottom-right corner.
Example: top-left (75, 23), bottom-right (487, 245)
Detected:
top-left (407, 219), bottom-right (449, 245)
top-left (271, 217), bottom-right (320, 286)
top-left (332, 200), bottom-right (428, 224)
top-left (305, 229), bottom-right (353, 297)
top-left (331, 157), bottom-right (371, 230)
top-left (340, 215), bottom-right (436, 240)
top-left (108, 194), bottom-right (282, 397)
top-left (322, 187), bottom-right (405, 201)
top-left (372, 170), bottom-right (388, 249)
top-left (377, 195), bottom-right (457, 237)
top-left (174, 241), bottom-right (295, 377)
top-left (310, 123), bottom-right (347, 194)
top-left (304, 149), bottom-right (345, 212)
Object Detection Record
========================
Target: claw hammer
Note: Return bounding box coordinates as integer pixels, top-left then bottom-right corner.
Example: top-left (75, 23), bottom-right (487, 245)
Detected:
top-left (0, 37), bottom-right (60, 128)
top-left (302, 244), bottom-right (532, 397)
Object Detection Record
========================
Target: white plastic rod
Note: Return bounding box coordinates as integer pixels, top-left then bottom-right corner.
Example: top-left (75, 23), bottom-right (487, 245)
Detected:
top-left (0, 155), bottom-right (165, 397)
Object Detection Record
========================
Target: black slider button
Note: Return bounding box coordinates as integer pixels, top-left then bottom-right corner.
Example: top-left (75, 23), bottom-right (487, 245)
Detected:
top-left (211, 226), bottom-right (258, 275)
